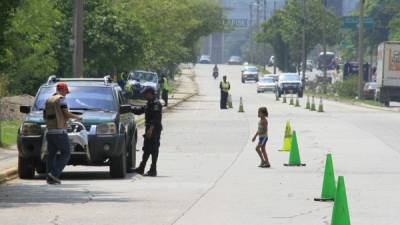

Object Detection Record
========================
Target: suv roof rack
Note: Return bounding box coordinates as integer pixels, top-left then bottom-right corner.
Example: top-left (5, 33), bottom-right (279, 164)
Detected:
top-left (46, 75), bottom-right (114, 86)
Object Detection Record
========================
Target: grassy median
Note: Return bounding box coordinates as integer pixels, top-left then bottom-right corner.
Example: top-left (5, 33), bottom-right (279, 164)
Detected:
top-left (304, 91), bottom-right (384, 108)
top-left (0, 120), bottom-right (21, 147)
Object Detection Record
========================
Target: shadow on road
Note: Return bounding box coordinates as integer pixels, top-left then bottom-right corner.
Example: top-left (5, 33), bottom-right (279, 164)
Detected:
top-left (0, 172), bottom-right (141, 208)
top-left (0, 183), bottom-right (135, 208)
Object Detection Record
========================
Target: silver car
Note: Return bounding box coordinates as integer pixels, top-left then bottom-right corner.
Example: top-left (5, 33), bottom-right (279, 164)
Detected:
top-left (257, 77), bottom-right (276, 93)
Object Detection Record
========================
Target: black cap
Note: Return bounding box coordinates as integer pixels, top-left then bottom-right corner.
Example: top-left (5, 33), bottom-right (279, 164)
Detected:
top-left (141, 86), bottom-right (156, 94)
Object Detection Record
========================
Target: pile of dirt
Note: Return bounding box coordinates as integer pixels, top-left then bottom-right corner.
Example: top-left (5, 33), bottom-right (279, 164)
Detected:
top-left (0, 95), bottom-right (34, 121)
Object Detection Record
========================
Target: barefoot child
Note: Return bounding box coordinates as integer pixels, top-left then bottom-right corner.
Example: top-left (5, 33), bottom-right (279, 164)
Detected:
top-left (252, 107), bottom-right (271, 168)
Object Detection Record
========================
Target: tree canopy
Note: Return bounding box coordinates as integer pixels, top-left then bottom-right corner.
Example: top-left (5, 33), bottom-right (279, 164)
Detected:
top-left (257, 0), bottom-right (339, 72)
top-left (0, 0), bottom-right (224, 95)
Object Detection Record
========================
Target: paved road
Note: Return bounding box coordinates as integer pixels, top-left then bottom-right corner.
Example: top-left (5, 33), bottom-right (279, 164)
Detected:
top-left (1, 65), bottom-right (400, 225)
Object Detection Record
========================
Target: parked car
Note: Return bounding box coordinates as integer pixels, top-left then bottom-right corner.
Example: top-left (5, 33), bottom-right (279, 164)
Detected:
top-left (241, 65), bottom-right (259, 83)
top-left (199, 55), bottom-right (211, 64)
top-left (257, 77), bottom-right (276, 93)
top-left (126, 70), bottom-right (160, 99)
top-left (363, 82), bottom-right (377, 100)
top-left (317, 52), bottom-right (336, 70)
top-left (267, 56), bottom-right (274, 67)
top-left (264, 74), bottom-right (279, 82)
top-left (18, 75), bottom-right (137, 179)
top-left (276, 73), bottom-right (303, 97)
top-left (228, 56), bottom-right (242, 65)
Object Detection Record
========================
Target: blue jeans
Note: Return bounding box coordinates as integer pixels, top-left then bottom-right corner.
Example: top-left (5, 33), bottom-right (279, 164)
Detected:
top-left (46, 133), bottom-right (71, 177)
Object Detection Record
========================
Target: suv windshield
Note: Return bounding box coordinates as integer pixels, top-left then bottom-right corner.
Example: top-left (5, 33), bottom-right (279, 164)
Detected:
top-left (32, 86), bottom-right (116, 112)
top-left (280, 74), bottom-right (300, 81)
top-left (260, 78), bottom-right (274, 83)
top-left (245, 67), bottom-right (258, 72)
top-left (129, 72), bottom-right (157, 83)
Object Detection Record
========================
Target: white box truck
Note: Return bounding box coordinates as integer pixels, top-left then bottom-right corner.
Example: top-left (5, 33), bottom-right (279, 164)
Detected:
top-left (376, 41), bottom-right (400, 106)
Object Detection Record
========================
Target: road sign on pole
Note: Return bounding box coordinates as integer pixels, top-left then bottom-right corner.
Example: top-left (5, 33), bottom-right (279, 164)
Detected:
top-left (341, 16), bottom-right (373, 29)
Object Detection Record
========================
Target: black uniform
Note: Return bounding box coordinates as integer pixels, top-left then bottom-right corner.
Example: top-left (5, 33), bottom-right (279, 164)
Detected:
top-left (131, 98), bottom-right (163, 176)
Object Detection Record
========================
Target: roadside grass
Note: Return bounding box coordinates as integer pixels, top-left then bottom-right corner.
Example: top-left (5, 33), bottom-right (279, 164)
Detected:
top-left (256, 65), bottom-right (271, 75)
top-left (0, 120), bottom-right (21, 147)
top-left (304, 91), bottom-right (384, 108)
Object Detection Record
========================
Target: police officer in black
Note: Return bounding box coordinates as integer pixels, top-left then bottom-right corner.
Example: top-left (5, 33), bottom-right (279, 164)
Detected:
top-left (130, 87), bottom-right (163, 177)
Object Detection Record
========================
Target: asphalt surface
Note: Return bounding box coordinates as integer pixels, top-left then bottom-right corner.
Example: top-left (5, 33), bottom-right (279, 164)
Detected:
top-left (1, 64), bottom-right (400, 225)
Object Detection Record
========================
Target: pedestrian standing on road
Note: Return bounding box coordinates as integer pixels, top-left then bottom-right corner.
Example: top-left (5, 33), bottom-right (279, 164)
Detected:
top-left (219, 75), bottom-right (230, 109)
top-left (130, 87), bottom-right (163, 177)
top-left (160, 75), bottom-right (170, 107)
top-left (44, 82), bottom-right (81, 184)
top-left (251, 107), bottom-right (271, 168)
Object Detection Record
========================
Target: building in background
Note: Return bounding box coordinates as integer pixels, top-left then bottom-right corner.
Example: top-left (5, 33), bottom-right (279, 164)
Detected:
top-left (201, 0), bottom-right (285, 64)
top-left (342, 0), bottom-right (359, 16)
top-left (326, 0), bottom-right (343, 16)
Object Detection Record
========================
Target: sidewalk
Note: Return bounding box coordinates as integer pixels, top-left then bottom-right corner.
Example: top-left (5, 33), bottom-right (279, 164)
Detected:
top-left (0, 146), bottom-right (18, 183)
top-left (0, 69), bottom-right (198, 184)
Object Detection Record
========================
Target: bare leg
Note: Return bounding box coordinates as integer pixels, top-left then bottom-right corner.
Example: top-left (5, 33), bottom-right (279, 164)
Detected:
top-left (261, 145), bottom-right (270, 166)
top-left (255, 145), bottom-right (265, 164)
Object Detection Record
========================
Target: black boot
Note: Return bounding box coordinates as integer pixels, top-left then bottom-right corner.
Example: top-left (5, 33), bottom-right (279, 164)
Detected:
top-left (144, 164), bottom-right (157, 177)
top-left (132, 162), bottom-right (146, 175)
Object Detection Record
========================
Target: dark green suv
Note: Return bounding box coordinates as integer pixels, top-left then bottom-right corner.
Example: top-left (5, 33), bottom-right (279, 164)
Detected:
top-left (18, 76), bottom-right (137, 178)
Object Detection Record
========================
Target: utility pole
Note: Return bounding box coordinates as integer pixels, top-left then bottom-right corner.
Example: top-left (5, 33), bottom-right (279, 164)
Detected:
top-left (249, 3), bottom-right (253, 64)
top-left (273, 0), bottom-right (277, 74)
top-left (73, 0), bottom-right (84, 78)
top-left (263, 0), bottom-right (267, 67)
top-left (301, 0), bottom-right (307, 88)
top-left (256, 0), bottom-right (260, 65)
top-left (322, 0), bottom-right (327, 80)
top-left (358, 0), bottom-right (365, 98)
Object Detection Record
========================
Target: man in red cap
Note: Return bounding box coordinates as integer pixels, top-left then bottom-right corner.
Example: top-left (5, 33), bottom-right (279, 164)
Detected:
top-left (43, 82), bottom-right (81, 184)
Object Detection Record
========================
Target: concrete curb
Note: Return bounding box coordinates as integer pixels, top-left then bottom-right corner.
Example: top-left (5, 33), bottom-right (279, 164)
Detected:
top-left (0, 70), bottom-right (198, 184)
top-left (0, 166), bottom-right (18, 184)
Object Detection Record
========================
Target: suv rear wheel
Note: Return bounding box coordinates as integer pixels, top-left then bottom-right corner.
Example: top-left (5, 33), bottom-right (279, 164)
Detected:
top-left (18, 156), bottom-right (35, 179)
top-left (110, 142), bottom-right (127, 178)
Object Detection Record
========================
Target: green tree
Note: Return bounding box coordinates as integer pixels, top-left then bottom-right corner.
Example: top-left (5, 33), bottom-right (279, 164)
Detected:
top-left (3, 0), bottom-right (62, 95)
top-left (118, 0), bottom-right (224, 74)
top-left (257, 0), bottom-right (339, 72)
top-left (389, 15), bottom-right (400, 41)
top-left (365, 0), bottom-right (400, 48)
top-left (0, 0), bottom-right (20, 66)
top-left (84, 0), bottom-right (147, 76)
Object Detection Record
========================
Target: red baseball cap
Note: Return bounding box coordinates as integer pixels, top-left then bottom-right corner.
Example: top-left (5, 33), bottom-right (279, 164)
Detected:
top-left (56, 82), bottom-right (70, 94)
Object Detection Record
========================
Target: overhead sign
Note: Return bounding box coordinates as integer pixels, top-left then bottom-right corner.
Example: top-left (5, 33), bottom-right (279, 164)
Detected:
top-left (341, 16), bottom-right (374, 29)
top-left (224, 19), bottom-right (248, 28)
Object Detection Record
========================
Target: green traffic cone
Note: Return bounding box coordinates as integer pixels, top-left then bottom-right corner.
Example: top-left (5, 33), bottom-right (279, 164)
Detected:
top-left (295, 96), bottom-right (300, 107)
top-left (314, 154), bottom-right (336, 202)
top-left (305, 96), bottom-right (311, 109)
top-left (318, 97), bottom-right (324, 112)
top-left (289, 94), bottom-right (294, 105)
top-left (311, 96), bottom-right (316, 111)
top-left (279, 121), bottom-right (292, 152)
top-left (284, 131), bottom-right (306, 166)
top-left (283, 95), bottom-right (287, 103)
top-left (331, 176), bottom-right (351, 225)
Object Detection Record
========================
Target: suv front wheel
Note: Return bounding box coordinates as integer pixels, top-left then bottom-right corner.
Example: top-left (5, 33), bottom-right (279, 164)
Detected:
top-left (126, 130), bottom-right (137, 171)
top-left (110, 141), bottom-right (127, 178)
top-left (18, 156), bottom-right (35, 179)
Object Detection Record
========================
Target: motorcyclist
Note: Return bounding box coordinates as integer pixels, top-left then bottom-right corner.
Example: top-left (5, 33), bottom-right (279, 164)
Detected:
top-left (213, 64), bottom-right (219, 73)
top-left (213, 64), bottom-right (219, 79)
